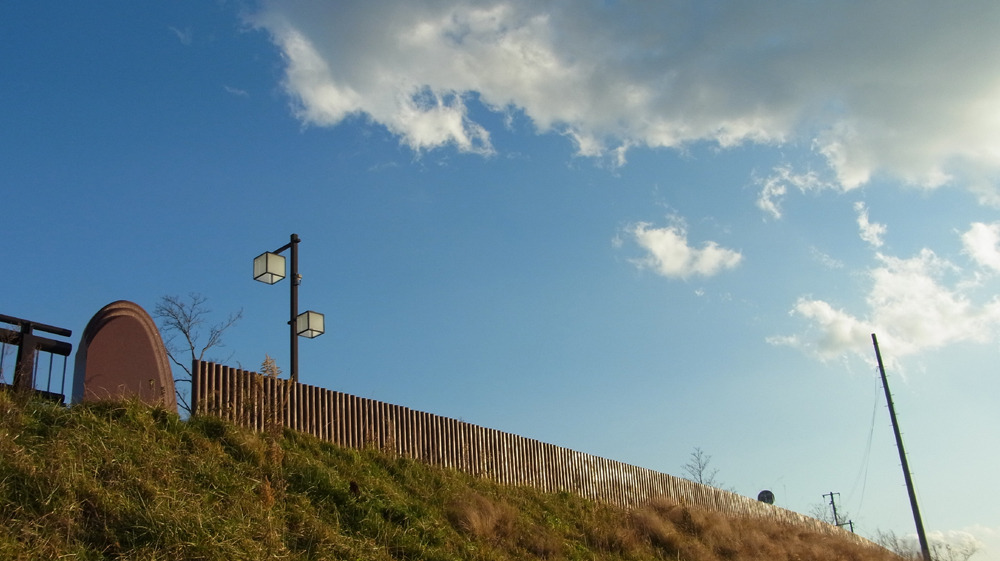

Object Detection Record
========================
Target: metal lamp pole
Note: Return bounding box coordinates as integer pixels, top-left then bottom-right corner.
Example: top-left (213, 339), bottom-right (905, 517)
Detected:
top-left (288, 233), bottom-right (300, 383)
top-left (262, 233), bottom-right (301, 382)
top-left (254, 233), bottom-right (324, 383)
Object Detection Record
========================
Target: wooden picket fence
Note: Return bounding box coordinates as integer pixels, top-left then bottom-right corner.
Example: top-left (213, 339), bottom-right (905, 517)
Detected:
top-left (192, 360), bottom-right (872, 545)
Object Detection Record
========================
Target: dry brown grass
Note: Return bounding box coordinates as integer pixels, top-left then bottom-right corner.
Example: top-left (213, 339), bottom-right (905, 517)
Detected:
top-left (448, 491), bottom-right (517, 542)
top-left (448, 491), bottom-right (566, 558)
top-left (446, 491), bottom-right (904, 561)
top-left (627, 498), bottom-right (902, 561)
top-left (585, 516), bottom-right (644, 554)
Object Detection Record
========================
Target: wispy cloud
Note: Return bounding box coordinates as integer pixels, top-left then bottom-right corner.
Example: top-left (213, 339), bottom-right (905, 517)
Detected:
top-left (250, 1), bottom-right (1000, 200)
top-left (810, 247), bottom-right (844, 269)
top-left (224, 85), bottom-right (249, 97)
top-left (854, 201), bottom-right (886, 248)
top-left (755, 165), bottom-right (835, 219)
top-left (624, 220), bottom-right (742, 280)
top-left (168, 25), bottom-right (193, 46)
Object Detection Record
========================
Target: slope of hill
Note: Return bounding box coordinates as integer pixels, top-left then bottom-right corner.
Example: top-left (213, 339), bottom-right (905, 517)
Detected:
top-left (0, 392), bottom-right (903, 560)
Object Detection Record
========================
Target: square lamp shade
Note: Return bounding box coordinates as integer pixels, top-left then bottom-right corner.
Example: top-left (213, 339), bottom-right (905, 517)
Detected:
top-left (253, 252), bottom-right (286, 284)
top-left (296, 310), bottom-right (325, 338)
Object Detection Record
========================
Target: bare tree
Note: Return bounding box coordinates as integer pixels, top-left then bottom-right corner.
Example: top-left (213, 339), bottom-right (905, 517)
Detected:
top-left (875, 529), bottom-right (980, 561)
top-left (872, 530), bottom-right (980, 561)
top-left (682, 447), bottom-right (721, 487)
top-left (809, 501), bottom-right (852, 527)
top-left (930, 535), bottom-right (981, 561)
top-left (154, 293), bottom-right (242, 413)
top-left (873, 529), bottom-right (912, 558)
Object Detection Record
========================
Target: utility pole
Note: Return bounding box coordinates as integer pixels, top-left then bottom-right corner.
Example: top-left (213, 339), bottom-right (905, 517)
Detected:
top-left (823, 491), bottom-right (854, 533)
top-left (872, 333), bottom-right (931, 561)
top-left (823, 491), bottom-right (842, 526)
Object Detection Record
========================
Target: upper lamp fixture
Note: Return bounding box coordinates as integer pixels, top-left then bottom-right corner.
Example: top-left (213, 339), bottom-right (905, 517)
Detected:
top-left (253, 252), bottom-right (286, 284)
top-left (252, 233), bottom-right (323, 382)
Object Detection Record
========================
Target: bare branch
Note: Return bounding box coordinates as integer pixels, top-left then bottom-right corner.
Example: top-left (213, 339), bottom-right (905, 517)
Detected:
top-left (199, 309), bottom-right (243, 362)
top-left (154, 293), bottom-right (242, 414)
top-left (682, 447), bottom-right (720, 487)
top-left (874, 529), bottom-right (980, 561)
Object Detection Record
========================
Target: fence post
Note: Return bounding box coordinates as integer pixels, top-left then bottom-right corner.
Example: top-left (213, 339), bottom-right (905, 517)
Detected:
top-left (191, 360), bottom-right (201, 415)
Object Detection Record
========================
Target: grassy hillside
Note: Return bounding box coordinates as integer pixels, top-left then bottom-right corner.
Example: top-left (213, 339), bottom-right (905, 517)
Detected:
top-left (0, 392), bottom-right (904, 560)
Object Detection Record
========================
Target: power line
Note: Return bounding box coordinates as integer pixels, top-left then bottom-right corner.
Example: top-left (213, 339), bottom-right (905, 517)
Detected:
top-left (848, 369), bottom-right (880, 515)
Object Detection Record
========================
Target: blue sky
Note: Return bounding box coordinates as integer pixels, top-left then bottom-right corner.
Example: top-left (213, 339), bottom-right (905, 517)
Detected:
top-left (3, 1), bottom-right (999, 557)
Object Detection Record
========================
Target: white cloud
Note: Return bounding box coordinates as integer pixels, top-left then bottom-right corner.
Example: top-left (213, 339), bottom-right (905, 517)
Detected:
top-left (252, 1), bottom-right (1000, 197)
top-left (927, 529), bottom-right (985, 560)
top-left (962, 222), bottom-right (1000, 272)
top-left (253, 10), bottom-right (493, 154)
top-left (773, 247), bottom-right (1000, 362)
top-left (958, 525), bottom-right (1000, 561)
top-left (779, 298), bottom-right (875, 361)
top-left (626, 221), bottom-right (742, 280)
top-left (865, 250), bottom-right (1000, 355)
top-left (854, 201), bottom-right (886, 248)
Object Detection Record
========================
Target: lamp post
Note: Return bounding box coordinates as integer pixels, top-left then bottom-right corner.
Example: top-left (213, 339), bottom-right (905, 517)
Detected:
top-left (253, 233), bottom-right (324, 382)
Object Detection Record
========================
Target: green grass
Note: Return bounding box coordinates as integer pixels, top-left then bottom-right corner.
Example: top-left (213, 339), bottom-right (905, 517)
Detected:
top-left (0, 391), bottom-right (905, 560)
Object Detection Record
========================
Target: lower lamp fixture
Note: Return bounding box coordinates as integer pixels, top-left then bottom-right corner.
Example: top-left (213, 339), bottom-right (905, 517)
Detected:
top-left (295, 310), bottom-right (324, 339)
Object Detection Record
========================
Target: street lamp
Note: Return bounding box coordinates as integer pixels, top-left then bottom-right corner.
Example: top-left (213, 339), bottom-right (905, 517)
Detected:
top-left (253, 233), bottom-right (324, 382)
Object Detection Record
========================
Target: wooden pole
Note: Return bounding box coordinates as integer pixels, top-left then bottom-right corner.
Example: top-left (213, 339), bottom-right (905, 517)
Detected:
top-left (872, 333), bottom-right (931, 561)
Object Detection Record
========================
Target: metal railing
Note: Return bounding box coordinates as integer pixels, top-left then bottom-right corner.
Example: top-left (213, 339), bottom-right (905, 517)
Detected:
top-left (0, 313), bottom-right (73, 402)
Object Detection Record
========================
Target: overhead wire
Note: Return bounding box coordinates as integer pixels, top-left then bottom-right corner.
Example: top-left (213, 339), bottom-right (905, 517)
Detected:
top-left (847, 365), bottom-right (882, 517)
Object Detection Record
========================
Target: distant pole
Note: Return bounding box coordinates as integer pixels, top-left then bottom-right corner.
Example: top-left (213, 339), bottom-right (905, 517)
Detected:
top-left (823, 491), bottom-right (841, 526)
top-left (871, 333), bottom-right (931, 561)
